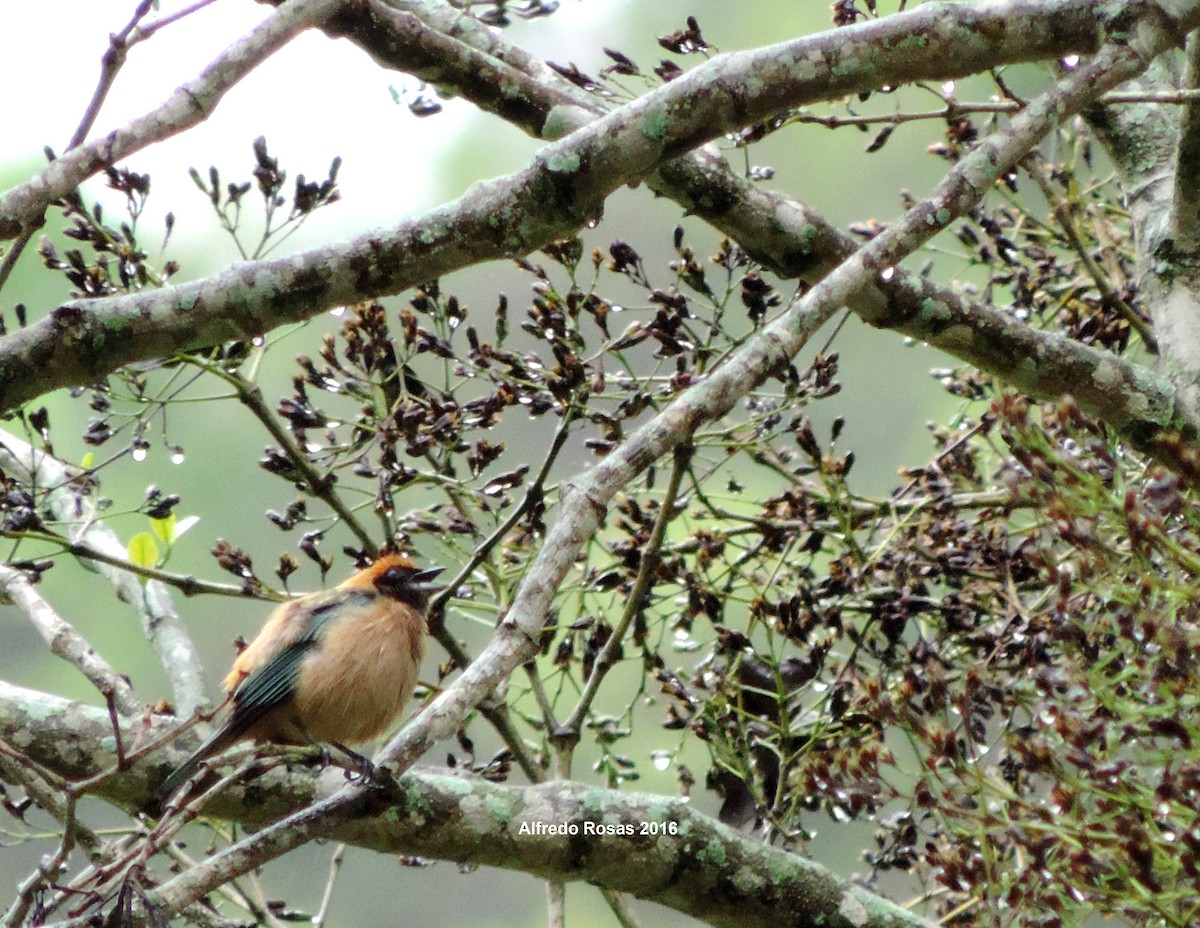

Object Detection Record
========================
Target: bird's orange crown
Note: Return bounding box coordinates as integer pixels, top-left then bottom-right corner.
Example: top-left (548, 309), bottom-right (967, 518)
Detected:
top-left (339, 553), bottom-right (445, 607)
top-left (338, 553), bottom-right (417, 589)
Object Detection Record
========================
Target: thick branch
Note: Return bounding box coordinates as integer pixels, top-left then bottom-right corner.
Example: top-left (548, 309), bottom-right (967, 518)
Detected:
top-left (0, 681), bottom-right (933, 928)
top-left (1174, 30), bottom-right (1200, 251)
top-left (326, 0), bottom-right (1112, 131)
top-left (301, 0), bottom-right (1198, 453)
top-left (1086, 43), bottom-right (1200, 397)
top-left (0, 0), bottom-right (1122, 412)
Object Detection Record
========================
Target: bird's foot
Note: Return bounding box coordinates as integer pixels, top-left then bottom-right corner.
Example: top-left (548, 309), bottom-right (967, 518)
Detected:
top-left (330, 741), bottom-right (378, 783)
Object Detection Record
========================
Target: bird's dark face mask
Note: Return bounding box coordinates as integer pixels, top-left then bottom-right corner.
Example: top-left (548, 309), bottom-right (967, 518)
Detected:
top-left (374, 564), bottom-right (444, 609)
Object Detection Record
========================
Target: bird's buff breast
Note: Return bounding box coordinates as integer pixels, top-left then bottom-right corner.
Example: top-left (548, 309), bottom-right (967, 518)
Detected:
top-left (292, 606), bottom-right (425, 744)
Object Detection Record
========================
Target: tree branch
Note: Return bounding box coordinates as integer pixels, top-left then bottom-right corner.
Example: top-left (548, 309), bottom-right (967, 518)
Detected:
top-left (0, 0), bottom-right (1123, 412)
top-left (214, 366), bottom-right (379, 557)
top-left (1173, 27), bottom-right (1200, 252)
top-left (319, 0), bottom-right (1111, 130)
top-left (292, 0), bottom-right (1200, 456)
top-left (1085, 45), bottom-right (1200, 397)
top-left (0, 680), bottom-right (935, 928)
top-left (135, 21), bottom-right (1179, 918)
top-left (0, 565), bottom-right (138, 716)
top-left (0, 0), bottom-right (342, 240)
top-left (0, 432), bottom-right (208, 712)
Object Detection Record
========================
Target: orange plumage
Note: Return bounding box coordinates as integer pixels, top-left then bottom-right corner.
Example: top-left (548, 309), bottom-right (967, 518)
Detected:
top-left (159, 554), bottom-right (442, 800)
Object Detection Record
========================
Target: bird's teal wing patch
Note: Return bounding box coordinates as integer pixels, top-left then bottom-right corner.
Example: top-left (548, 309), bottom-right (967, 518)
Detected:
top-left (224, 645), bottom-right (312, 741)
top-left (225, 590), bottom-right (377, 740)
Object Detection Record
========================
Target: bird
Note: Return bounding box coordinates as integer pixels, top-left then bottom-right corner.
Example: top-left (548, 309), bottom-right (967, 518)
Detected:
top-left (157, 554), bottom-right (443, 802)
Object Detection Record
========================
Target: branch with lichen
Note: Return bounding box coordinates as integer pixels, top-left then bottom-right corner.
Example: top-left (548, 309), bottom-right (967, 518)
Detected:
top-left (0, 680), bottom-right (935, 928)
top-left (1173, 32), bottom-right (1200, 253)
top-left (1085, 50), bottom-right (1200, 394)
top-left (0, 0), bottom-right (1124, 413)
top-left (325, 0), bottom-right (1196, 456)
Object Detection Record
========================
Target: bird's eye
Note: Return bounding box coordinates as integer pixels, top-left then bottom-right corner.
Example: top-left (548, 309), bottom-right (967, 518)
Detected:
top-left (382, 566), bottom-right (413, 585)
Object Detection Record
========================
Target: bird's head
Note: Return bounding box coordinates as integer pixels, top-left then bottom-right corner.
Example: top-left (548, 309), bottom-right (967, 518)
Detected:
top-left (350, 553), bottom-right (445, 610)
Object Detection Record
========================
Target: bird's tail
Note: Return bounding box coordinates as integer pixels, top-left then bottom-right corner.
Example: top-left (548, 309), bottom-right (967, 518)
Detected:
top-left (155, 726), bottom-right (236, 807)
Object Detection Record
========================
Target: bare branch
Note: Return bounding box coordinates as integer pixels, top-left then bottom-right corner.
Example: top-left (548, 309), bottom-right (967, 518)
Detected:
top-left (0, 0), bottom-right (342, 241)
top-left (68, 0), bottom-right (156, 152)
top-left (0, 565), bottom-right (138, 715)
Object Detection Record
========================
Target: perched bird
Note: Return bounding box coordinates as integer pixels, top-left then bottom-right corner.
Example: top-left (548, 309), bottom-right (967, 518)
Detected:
top-left (158, 554), bottom-right (442, 801)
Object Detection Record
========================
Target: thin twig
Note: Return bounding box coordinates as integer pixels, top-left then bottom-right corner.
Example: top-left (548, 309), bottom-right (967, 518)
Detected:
top-left (424, 408), bottom-right (579, 783)
top-left (0, 739), bottom-right (107, 861)
top-left (0, 233), bottom-right (33, 300)
top-left (312, 844), bottom-right (347, 928)
top-left (428, 405), bottom-right (578, 631)
top-left (1024, 157), bottom-right (1155, 351)
top-left (68, 0), bottom-right (156, 151)
top-left (0, 0), bottom-right (343, 240)
top-left (3, 793), bottom-right (79, 928)
top-left (213, 366), bottom-right (378, 557)
top-left (128, 0), bottom-right (221, 44)
top-left (783, 89), bottom-right (1200, 132)
top-left (559, 443), bottom-right (691, 738)
top-left (0, 532), bottom-right (280, 600)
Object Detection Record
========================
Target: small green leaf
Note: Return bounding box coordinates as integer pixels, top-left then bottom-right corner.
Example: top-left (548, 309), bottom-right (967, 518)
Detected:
top-left (150, 514), bottom-right (176, 546)
top-left (128, 532), bottom-right (160, 569)
top-left (80, 452), bottom-right (94, 469)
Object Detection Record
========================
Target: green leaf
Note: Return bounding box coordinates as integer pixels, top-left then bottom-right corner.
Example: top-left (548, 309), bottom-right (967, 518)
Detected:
top-left (80, 451), bottom-right (94, 469)
top-left (128, 532), bottom-right (160, 569)
top-left (150, 514), bottom-right (176, 546)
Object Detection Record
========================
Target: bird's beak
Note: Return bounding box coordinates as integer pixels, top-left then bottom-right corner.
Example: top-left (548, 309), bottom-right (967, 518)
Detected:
top-left (411, 566), bottom-right (445, 591)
